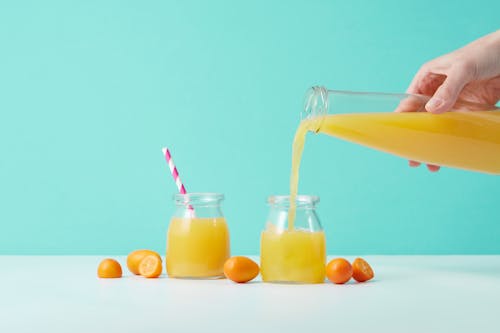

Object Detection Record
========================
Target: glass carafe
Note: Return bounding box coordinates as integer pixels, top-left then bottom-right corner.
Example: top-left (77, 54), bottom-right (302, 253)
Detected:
top-left (260, 195), bottom-right (326, 284)
top-left (166, 193), bottom-right (230, 279)
top-left (301, 87), bottom-right (500, 174)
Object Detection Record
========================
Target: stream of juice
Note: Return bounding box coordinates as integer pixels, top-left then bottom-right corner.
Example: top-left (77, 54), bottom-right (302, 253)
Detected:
top-left (289, 110), bottom-right (500, 226)
top-left (288, 119), bottom-right (317, 229)
top-left (258, 118), bottom-right (324, 283)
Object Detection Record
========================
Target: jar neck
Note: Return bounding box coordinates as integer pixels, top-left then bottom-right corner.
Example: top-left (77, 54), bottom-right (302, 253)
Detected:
top-left (266, 195), bottom-right (322, 232)
top-left (173, 193), bottom-right (224, 218)
top-left (174, 193), bottom-right (223, 206)
top-left (268, 195), bottom-right (319, 210)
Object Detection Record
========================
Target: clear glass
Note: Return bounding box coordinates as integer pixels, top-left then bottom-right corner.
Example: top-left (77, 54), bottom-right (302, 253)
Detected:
top-left (303, 86), bottom-right (498, 121)
top-left (299, 86), bottom-right (500, 174)
top-left (166, 193), bottom-right (230, 279)
top-left (260, 195), bottom-right (326, 284)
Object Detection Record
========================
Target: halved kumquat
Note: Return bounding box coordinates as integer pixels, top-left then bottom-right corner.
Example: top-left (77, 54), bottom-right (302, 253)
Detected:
top-left (139, 255), bottom-right (163, 278)
top-left (127, 249), bottom-right (161, 275)
top-left (352, 257), bottom-right (374, 282)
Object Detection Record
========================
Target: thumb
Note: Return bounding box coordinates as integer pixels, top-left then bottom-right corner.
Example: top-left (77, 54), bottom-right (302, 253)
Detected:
top-left (425, 71), bottom-right (469, 113)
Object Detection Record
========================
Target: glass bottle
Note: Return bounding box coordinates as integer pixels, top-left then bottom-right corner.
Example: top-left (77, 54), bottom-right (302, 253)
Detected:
top-left (301, 86), bottom-right (500, 174)
top-left (260, 195), bottom-right (326, 284)
top-left (166, 193), bottom-right (230, 279)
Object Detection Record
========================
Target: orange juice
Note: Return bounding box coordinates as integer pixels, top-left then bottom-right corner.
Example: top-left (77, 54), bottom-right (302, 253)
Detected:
top-left (260, 228), bottom-right (326, 283)
top-left (289, 110), bottom-right (500, 226)
top-left (166, 217), bottom-right (230, 278)
top-left (314, 111), bottom-right (500, 174)
top-left (289, 119), bottom-right (317, 229)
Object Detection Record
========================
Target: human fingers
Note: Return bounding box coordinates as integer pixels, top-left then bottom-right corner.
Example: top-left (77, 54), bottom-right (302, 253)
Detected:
top-left (397, 65), bottom-right (438, 113)
top-left (409, 160), bottom-right (421, 167)
top-left (426, 164), bottom-right (440, 172)
top-left (394, 95), bottom-right (427, 113)
top-left (406, 65), bottom-right (429, 95)
top-left (408, 160), bottom-right (441, 172)
top-left (425, 67), bottom-right (473, 113)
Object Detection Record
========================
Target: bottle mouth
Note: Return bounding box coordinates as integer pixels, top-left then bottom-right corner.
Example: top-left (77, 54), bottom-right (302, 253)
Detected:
top-left (174, 193), bottom-right (224, 206)
top-left (267, 195), bottom-right (320, 208)
top-left (302, 86), bottom-right (328, 120)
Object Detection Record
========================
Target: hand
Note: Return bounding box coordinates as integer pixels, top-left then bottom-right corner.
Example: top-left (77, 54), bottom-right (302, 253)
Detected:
top-left (402, 30), bottom-right (500, 172)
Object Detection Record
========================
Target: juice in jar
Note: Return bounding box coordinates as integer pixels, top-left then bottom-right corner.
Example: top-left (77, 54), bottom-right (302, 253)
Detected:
top-left (261, 228), bottom-right (326, 283)
top-left (166, 217), bottom-right (230, 278)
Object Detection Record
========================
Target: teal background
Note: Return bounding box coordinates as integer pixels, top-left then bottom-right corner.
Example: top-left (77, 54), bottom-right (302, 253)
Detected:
top-left (1, 0), bottom-right (499, 255)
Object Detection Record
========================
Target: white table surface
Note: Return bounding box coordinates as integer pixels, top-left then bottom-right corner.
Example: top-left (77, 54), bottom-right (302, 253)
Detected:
top-left (1, 255), bottom-right (499, 333)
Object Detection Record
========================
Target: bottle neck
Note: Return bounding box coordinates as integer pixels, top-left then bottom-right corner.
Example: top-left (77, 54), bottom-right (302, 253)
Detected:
top-left (302, 86), bottom-right (499, 119)
top-left (302, 86), bottom-right (329, 120)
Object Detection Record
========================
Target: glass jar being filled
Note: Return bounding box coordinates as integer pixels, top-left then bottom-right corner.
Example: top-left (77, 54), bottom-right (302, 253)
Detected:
top-left (166, 193), bottom-right (230, 279)
top-left (260, 195), bottom-right (326, 284)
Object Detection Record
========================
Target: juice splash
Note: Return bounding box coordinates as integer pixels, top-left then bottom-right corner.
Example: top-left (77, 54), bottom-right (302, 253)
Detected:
top-left (166, 217), bottom-right (230, 278)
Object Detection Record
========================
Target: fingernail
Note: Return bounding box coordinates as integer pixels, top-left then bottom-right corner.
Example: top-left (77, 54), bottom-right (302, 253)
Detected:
top-left (409, 160), bottom-right (421, 167)
top-left (426, 98), bottom-right (444, 112)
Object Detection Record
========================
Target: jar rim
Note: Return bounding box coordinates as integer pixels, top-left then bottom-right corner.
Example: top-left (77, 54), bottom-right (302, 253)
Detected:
top-left (173, 192), bottom-right (224, 204)
top-left (267, 195), bottom-right (319, 206)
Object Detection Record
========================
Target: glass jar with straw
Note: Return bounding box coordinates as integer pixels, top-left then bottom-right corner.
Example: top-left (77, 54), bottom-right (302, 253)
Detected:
top-left (167, 192), bottom-right (230, 279)
top-left (162, 148), bottom-right (230, 279)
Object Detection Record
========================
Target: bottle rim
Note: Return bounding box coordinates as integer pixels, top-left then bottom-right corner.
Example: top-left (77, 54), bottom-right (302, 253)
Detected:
top-left (302, 86), bottom-right (329, 121)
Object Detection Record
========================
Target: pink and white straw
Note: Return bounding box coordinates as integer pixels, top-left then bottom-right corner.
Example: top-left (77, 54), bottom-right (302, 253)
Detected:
top-left (162, 147), bottom-right (195, 215)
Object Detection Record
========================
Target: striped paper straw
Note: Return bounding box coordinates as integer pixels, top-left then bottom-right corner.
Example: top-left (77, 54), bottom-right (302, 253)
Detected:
top-left (162, 147), bottom-right (195, 216)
